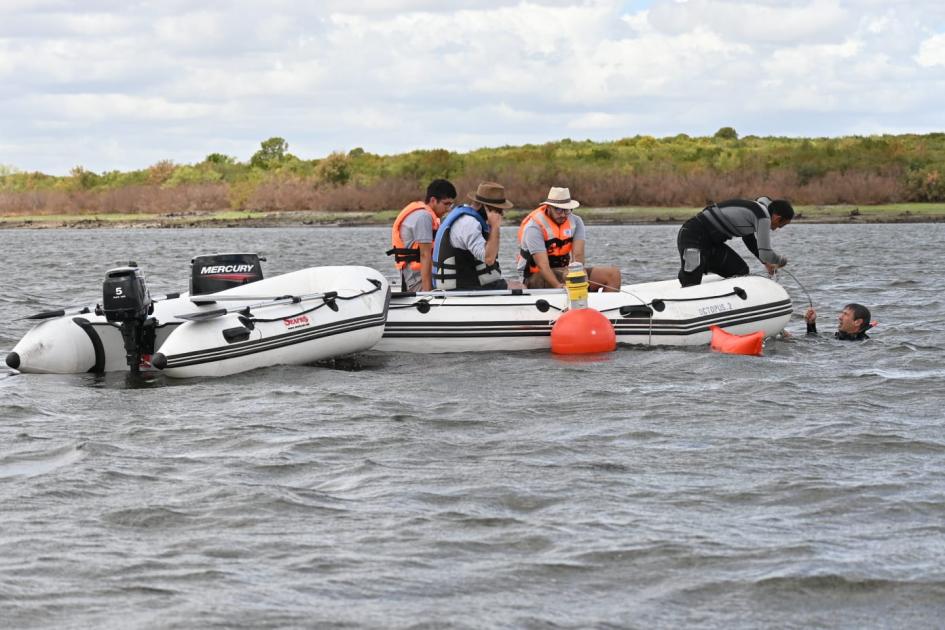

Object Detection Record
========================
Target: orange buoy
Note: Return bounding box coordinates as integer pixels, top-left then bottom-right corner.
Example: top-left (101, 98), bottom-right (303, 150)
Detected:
top-left (551, 308), bottom-right (617, 354)
top-left (709, 325), bottom-right (764, 356)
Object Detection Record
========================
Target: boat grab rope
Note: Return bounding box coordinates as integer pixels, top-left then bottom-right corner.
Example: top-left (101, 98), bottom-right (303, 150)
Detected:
top-left (595, 284), bottom-right (748, 346)
top-left (392, 297), bottom-right (559, 315)
top-left (244, 280), bottom-right (384, 323)
top-left (643, 286), bottom-right (747, 309)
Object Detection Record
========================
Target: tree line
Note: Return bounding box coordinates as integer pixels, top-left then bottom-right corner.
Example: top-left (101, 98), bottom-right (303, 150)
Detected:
top-left (1, 129), bottom-right (944, 216)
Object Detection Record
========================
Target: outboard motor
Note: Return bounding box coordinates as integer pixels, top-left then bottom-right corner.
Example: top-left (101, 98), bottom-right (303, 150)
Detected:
top-left (102, 264), bottom-right (154, 373)
top-left (190, 253), bottom-right (264, 297)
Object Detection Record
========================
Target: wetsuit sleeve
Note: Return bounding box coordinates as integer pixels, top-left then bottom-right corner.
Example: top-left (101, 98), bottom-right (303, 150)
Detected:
top-left (754, 217), bottom-right (786, 265)
top-left (742, 234), bottom-right (760, 258)
top-left (806, 320), bottom-right (818, 336)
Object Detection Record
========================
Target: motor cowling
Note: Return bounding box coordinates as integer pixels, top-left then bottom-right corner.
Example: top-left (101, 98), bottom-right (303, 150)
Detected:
top-left (102, 264), bottom-right (154, 372)
top-left (190, 253), bottom-right (264, 297)
top-left (103, 265), bottom-right (151, 323)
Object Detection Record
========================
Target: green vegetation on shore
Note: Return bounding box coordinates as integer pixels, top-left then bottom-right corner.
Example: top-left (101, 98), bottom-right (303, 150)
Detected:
top-left (2, 203), bottom-right (943, 229)
top-left (2, 129), bottom-right (945, 223)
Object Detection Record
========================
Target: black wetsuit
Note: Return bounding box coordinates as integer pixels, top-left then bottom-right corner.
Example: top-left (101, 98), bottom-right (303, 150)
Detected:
top-left (806, 321), bottom-right (870, 340)
top-left (677, 198), bottom-right (787, 287)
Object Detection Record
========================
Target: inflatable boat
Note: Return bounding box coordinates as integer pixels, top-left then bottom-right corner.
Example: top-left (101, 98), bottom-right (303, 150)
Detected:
top-left (152, 266), bottom-right (389, 378)
top-left (7, 254), bottom-right (390, 377)
top-left (377, 274), bottom-right (792, 353)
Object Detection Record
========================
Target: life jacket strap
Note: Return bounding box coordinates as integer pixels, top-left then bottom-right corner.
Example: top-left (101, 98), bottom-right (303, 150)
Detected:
top-left (385, 247), bottom-right (421, 264)
top-left (544, 237), bottom-right (572, 249)
top-left (547, 254), bottom-right (570, 268)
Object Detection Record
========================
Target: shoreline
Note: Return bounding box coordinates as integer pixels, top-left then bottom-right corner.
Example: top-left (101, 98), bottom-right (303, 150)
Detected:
top-left (2, 205), bottom-right (944, 229)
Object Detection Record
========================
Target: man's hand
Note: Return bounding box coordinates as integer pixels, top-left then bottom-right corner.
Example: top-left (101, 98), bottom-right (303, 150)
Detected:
top-left (483, 208), bottom-right (503, 266)
top-left (531, 251), bottom-right (561, 288)
top-left (486, 208), bottom-right (503, 231)
top-left (805, 307), bottom-right (816, 323)
top-left (764, 262), bottom-right (780, 275)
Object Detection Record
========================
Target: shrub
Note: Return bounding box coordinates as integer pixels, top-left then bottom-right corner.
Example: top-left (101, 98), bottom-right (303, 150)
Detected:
top-left (315, 152), bottom-right (351, 186)
top-left (904, 166), bottom-right (945, 201)
top-left (164, 165), bottom-right (224, 187)
top-left (147, 160), bottom-right (176, 185)
top-left (70, 166), bottom-right (100, 190)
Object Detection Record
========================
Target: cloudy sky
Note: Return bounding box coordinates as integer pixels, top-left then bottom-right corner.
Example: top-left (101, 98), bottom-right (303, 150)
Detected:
top-left (2, 0), bottom-right (944, 175)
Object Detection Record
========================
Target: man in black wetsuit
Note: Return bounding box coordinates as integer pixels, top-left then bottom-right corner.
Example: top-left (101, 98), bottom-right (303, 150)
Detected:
top-left (676, 197), bottom-right (794, 287)
top-left (805, 303), bottom-right (872, 340)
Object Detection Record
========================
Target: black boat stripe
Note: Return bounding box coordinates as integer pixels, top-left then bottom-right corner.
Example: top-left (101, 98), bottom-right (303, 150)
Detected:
top-left (164, 317), bottom-right (386, 368)
top-left (381, 307), bottom-right (792, 339)
top-left (164, 312), bottom-right (387, 364)
top-left (385, 298), bottom-right (791, 329)
top-left (162, 314), bottom-right (387, 368)
top-left (73, 317), bottom-right (107, 373)
top-left (383, 300), bottom-right (791, 332)
top-left (166, 311), bottom-right (384, 361)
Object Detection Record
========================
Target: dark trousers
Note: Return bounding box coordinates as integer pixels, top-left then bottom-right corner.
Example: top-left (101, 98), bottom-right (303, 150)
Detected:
top-left (676, 218), bottom-right (748, 287)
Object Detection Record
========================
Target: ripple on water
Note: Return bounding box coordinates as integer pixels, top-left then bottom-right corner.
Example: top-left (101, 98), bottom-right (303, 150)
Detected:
top-left (4, 225), bottom-right (945, 628)
top-left (102, 506), bottom-right (202, 530)
top-left (0, 441), bottom-right (87, 479)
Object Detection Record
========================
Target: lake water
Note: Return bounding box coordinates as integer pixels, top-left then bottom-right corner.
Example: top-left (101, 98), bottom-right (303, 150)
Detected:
top-left (2, 223), bottom-right (945, 628)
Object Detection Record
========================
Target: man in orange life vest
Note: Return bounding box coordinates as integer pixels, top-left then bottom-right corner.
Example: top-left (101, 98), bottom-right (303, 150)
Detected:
top-left (516, 187), bottom-right (622, 291)
top-left (387, 179), bottom-right (457, 291)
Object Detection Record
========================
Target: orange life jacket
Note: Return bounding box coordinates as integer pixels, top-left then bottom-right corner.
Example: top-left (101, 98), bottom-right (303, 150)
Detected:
top-left (517, 206), bottom-right (574, 278)
top-left (387, 201), bottom-right (440, 271)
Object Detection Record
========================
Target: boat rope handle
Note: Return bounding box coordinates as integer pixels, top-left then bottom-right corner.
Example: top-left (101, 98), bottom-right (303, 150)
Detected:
top-left (649, 287), bottom-right (747, 304)
top-left (244, 280), bottom-right (384, 323)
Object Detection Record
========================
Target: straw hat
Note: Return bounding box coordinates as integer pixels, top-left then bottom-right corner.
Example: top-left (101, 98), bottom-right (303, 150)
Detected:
top-left (467, 182), bottom-right (514, 209)
top-left (542, 187), bottom-right (580, 210)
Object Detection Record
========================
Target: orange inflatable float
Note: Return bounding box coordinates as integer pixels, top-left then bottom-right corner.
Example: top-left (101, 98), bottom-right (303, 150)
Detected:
top-left (551, 308), bottom-right (617, 354)
top-left (709, 325), bottom-right (764, 356)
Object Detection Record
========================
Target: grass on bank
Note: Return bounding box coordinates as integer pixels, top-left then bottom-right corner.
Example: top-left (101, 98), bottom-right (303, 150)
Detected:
top-left (2, 203), bottom-right (944, 228)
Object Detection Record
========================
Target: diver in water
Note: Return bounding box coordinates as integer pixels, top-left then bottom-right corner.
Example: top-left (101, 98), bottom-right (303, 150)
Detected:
top-left (805, 303), bottom-right (873, 340)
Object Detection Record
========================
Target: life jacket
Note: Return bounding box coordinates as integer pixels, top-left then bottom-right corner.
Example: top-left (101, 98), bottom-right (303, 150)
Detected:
top-left (517, 206), bottom-right (573, 278)
top-left (433, 205), bottom-right (502, 290)
top-left (386, 201), bottom-right (439, 271)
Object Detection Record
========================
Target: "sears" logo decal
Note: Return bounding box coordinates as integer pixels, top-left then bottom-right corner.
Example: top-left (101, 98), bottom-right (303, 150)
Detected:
top-left (283, 315), bottom-right (310, 328)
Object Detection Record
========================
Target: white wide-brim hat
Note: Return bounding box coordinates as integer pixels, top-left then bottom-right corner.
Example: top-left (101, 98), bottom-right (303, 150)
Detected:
top-left (543, 187), bottom-right (580, 210)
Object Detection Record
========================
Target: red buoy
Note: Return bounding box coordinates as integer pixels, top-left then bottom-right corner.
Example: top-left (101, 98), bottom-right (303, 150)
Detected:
top-left (551, 308), bottom-right (617, 354)
top-left (709, 325), bottom-right (764, 356)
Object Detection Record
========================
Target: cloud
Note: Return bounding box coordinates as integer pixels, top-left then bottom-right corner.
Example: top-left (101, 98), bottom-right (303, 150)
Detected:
top-left (916, 33), bottom-right (945, 67)
top-left (1, 0), bottom-right (944, 174)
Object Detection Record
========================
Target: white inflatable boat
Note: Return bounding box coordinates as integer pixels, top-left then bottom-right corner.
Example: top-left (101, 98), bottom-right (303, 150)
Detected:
top-left (377, 274), bottom-right (792, 353)
top-left (152, 266), bottom-right (389, 378)
top-left (7, 254), bottom-right (390, 377)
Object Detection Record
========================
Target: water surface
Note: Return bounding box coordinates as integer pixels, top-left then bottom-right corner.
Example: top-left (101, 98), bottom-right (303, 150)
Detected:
top-left (2, 224), bottom-right (944, 628)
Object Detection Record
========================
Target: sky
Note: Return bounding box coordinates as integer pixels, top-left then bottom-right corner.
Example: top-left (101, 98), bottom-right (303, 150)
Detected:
top-left (1, 0), bottom-right (944, 175)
